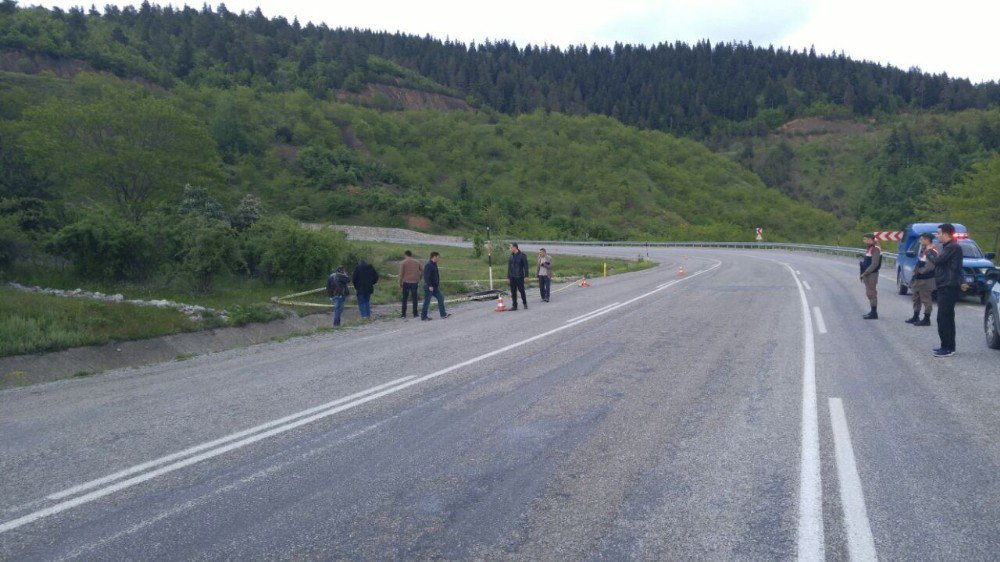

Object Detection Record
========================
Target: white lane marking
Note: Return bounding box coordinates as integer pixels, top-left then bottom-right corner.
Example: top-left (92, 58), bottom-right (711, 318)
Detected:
top-left (829, 398), bottom-right (878, 561)
top-left (802, 280), bottom-right (812, 291)
top-left (45, 376), bottom-right (417, 502)
top-left (784, 262), bottom-right (825, 561)
top-left (1, 261), bottom-right (723, 535)
top-left (813, 307), bottom-right (828, 334)
top-left (565, 302), bottom-right (621, 323)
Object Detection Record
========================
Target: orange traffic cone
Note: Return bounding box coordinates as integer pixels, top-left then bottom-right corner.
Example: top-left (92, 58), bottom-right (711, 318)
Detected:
top-left (495, 293), bottom-right (507, 312)
top-left (580, 275), bottom-right (590, 288)
top-left (678, 265), bottom-right (685, 277)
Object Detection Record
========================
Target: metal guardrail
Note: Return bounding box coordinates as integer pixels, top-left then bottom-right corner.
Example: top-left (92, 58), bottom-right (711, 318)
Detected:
top-left (514, 240), bottom-right (898, 263)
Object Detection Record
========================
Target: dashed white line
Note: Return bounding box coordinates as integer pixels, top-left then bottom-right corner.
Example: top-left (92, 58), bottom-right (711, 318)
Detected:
top-left (829, 398), bottom-right (878, 561)
top-left (803, 280), bottom-right (813, 291)
top-left (813, 306), bottom-right (828, 334)
top-left (785, 263), bottom-right (825, 561)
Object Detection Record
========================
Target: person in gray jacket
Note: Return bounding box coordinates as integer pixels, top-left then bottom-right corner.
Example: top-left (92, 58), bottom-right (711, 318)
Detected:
top-left (906, 232), bottom-right (937, 326)
top-left (537, 248), bottom-right (552, 302)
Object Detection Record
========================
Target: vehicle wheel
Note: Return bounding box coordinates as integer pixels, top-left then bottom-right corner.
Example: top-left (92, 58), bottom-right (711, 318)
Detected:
top-left (897, 271), bottom-right (908, 295)
top-left (987, 308), bottom-right (1000, 350)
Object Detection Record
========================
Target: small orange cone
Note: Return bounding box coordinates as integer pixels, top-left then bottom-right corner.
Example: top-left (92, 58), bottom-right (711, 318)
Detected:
top-left (495, 293), bottom-right (507, 312)
top-left (678, 265), bottom-right (685, 277)
top-left (580, 275), bottom-right (590, 288)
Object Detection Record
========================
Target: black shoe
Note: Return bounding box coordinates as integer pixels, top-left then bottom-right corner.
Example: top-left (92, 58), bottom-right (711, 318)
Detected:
top-left (421, 317), bottom-right (432, 321)
top-left (441, 313), bottom-right (451, 319)
top-left (523, 304), bottom-right (528, 310)
top-left (863, 310), bottom-right (878, 320)
top-left (905, 314), bottom-right (919, 324)
top-left (510, 306), bottom-right (518, 311)
top-left (933, 348), bottom-right (955, 357)
top-left (400, 313), bottom-right (407, 318)
top-left (915, 316), bottom-right (931, 326)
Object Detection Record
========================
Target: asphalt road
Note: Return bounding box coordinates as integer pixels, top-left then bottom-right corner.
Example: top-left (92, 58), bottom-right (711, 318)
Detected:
top-left (1, 247), bottom-right (997, 560)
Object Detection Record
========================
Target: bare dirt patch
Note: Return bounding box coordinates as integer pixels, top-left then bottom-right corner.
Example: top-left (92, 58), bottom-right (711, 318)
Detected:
top-left (405, 215), bottom-right (432, 230)
top-left (778, 117), bottom-right (874, 139)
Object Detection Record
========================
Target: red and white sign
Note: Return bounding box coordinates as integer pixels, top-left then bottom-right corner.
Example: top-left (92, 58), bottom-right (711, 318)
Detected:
top-left (874, 231), bottom-right (904, 241)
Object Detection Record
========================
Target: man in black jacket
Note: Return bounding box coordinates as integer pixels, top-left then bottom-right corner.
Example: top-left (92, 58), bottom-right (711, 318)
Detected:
top-left (507, 242), bottom-right (529, 310)
top-left (421, 252), bottom-right (449, 321)
top-left (927, 223), bottom-right (969, 357)
top-left (351, 259), bottom-right (379, 320)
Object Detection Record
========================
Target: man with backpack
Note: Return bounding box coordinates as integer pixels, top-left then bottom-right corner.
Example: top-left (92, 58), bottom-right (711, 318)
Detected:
top-left (326, 266), bottom-right (350, 327)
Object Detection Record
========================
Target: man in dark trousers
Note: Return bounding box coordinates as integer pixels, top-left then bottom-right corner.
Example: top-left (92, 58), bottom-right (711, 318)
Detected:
top-left (421, 251), bottom-right (450, 321)
top-left (906, 232), bottom-right (937, 326)
top-left (398, 250), bottom-right (422, 318)
top-left (859, 233), bottom-right (882, 319)
top-left (927, 223), bottom-right (969, 357)
top-left (537, 248), bottom-right (553, 302)
top-left (351, 259), bottom-right (379, 320)
top-left (507, 242), bottom-right (529, 310)
top-left (326, 266), bottom-right (350, 327)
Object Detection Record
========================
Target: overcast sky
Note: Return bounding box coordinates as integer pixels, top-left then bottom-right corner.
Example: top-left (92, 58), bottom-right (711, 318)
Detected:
top-left (29, 0), bottom-right (1000, 83)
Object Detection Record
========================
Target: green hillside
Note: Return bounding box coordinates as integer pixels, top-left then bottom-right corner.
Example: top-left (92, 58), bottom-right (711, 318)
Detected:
top-left (723, 111), bottom-right (1000, 252)
top-left (1, 70), bottom-right (840, 243)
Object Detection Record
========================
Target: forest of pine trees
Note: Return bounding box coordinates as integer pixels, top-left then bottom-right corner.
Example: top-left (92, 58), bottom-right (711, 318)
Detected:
top-left (2, 0), bottom-right (998, 139)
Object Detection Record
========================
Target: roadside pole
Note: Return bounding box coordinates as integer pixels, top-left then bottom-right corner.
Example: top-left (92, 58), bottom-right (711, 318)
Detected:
top-left (486, 226), bottom-right (493, 290)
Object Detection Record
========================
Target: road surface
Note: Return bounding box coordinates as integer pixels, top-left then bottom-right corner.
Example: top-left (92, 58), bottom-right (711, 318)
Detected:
top-left (1, 247), bottom-right (997, 560)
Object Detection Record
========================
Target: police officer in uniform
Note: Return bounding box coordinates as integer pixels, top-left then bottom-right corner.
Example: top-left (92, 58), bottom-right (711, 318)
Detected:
top-left (906, 232), bottom-right (936, 326)
top-left (860, 233), bottom-right (882, 319)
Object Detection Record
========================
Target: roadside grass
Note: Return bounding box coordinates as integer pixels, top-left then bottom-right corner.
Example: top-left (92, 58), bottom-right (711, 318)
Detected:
top-left (0, 286), bottom-right (197, 357)
top-left (1, 242), bottom-right (655, 357)
top-left (279, 241), bottom-right (657, 309)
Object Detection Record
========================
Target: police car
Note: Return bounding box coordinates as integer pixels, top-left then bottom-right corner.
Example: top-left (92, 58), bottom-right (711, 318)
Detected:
top-left (896, 223), bottom-right (997, 304)
top-left (986, 269), bottom-right (1000, 350)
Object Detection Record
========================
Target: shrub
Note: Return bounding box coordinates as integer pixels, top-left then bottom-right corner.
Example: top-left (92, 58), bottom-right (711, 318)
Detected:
top-left (177, 216), bottom-right (239, 293)
top-left (50, 209), bottom-right (157, 281)
top-left (242, 216), bottom-right (350, 286)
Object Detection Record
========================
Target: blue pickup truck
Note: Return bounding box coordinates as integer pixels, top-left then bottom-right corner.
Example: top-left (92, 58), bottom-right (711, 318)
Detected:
top-left (895, 223), bottom-right (997, 304)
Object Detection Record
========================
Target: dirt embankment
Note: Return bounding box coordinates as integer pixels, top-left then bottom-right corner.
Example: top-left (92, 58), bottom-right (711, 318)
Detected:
top-left (777, 117), bottom-right (875, 139)
top-left (0, 50), bottom-right (89, 78)
top-left (337, 84), bottom-right (472, 112)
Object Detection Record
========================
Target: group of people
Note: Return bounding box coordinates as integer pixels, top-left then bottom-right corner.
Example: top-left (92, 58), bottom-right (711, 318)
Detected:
top-left (860, 223), bottom-right (969, 357)
top-left (326, 243), bottom-right (555, 326)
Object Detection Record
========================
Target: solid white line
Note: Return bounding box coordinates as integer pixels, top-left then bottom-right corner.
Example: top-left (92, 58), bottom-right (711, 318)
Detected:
top-left (785, 263), bottom-right (825, 561)
top-left (45, 375), bottom-right (417, 502)
top-left (829, 398), bottom-right (878, 561)
top-left (803, 280), bottom-right (813, 291)
top-left (1, 261), bottom-right (722, 535)
top-left (565, 302), bottom-right (620, 323)
top-left (813, 306), bottom-right (828, 334)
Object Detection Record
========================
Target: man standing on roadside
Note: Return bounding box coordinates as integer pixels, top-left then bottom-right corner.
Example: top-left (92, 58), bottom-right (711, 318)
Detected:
top-left (537, 248), bottom-right (553, 302)
top-left (351, 259), bottom-right (379, 320)
top-left (927, 223), bottom-right (969, 357)
top-left (906, 232), bottom-right (937, 326)
top-left (398, 250), bottom-right (422, 318)
top-left (860, 233), bottom-right (882, 319)
top-left (507, 242), bottom-right (529, 310)
top-left (421, 251), bottom-right (450, 321)
top-left (326, 266), bottom-right (350, 327)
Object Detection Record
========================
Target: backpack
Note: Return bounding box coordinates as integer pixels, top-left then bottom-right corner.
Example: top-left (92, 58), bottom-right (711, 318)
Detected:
top-left (327, 273), bottom-right (350, 297)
